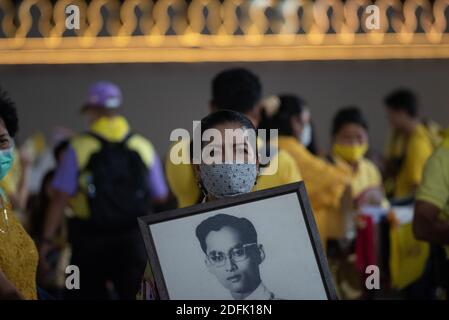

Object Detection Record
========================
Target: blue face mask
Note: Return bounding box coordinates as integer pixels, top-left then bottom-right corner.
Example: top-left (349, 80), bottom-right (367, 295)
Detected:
top-left (0, 147), bottom-right (14, 180)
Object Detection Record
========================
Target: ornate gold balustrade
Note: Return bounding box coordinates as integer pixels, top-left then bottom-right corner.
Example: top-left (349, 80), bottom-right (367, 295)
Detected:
top-left (0, 0), bottom-right (448, 64)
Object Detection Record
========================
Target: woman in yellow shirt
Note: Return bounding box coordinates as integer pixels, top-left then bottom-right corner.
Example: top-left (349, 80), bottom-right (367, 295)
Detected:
top-left (260, 94), bottom-right (349, 247)
top-left (140, 110), bottom-right (264, 299)
top-left (327, 107), bottom-right (387, 299)
top-left (0, 89), bottom-right (38, 300)
top-left (329, 107), bottom-right (385, 207)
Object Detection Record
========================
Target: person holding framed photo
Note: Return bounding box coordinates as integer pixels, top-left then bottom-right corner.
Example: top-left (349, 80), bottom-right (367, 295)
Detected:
top-left (139, 109), bottom-right (336, 300)
top-left (140, 110), bottom-right (264, 299)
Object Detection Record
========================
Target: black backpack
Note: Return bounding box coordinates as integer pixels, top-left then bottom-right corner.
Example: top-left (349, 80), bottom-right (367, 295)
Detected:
top-left (80, 132), bottom-right (151, 231)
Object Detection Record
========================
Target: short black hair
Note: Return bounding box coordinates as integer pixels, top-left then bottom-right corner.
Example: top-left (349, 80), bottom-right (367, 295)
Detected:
top-left (271, 94), bottom-right (306, 136)
top-left (211, 68), bottom-right (262, 114)
top-left (384, 88), bottom-right (418, 118)
top-left (196, 214), bottom-right (258, 254)
top-left (332, 106), bottom-right (368, 137)
top-left (201, 109), bottom-right (256, 138)
top-left (0, 87), bottom-right (18, 138)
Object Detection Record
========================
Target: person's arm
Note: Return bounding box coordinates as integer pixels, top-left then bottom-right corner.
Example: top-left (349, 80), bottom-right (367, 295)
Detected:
top-left (414, 149), bottom-right (449, 244)
top-left (39, 189), bottom-right (70, 273)
top-left (0, 268), bottom-right (23, 300)
top-left (403, 134), bottom-right (433, 195)
top-left (42, 190), bottom-right (71, 243)
top-left (413, 200), bottom-right (449, 244)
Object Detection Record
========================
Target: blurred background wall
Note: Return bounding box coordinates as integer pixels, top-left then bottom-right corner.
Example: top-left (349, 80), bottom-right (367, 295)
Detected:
top-left (2, 59), bottom-right (448, 158)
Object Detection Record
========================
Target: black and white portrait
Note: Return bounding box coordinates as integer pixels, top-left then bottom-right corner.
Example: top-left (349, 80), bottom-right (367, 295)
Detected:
top-left (196, 213), bottom-right (276, 300)
top-left (139, 183), bottom-right (336, 300)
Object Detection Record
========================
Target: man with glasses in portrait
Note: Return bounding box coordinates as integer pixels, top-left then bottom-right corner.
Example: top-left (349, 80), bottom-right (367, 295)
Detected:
top-left (195, 213), bottom-right (278, 300)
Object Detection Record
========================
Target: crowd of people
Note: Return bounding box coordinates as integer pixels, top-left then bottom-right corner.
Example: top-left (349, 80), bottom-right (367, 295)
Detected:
top-left (0, 67), bottom-right (448, 300)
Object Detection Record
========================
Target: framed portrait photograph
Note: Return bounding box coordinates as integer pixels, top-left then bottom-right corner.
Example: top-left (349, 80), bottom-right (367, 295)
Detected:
top-left (138, 182), bottom-right (337, 300)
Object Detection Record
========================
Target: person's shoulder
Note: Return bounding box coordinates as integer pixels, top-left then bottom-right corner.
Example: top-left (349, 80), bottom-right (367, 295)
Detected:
top-left (277, 148), bottom-right (296, 164)
top-left (360, 158), bottom-right (380, 172)
top-left (411, 124), bottom-right (434, 146)
top-left (165, 138), bottom-right (193, 169)
top-left (127, 133), bottom-right (156, 167)
top-left (128, 133), bottom-right (154, 149)
top-left (413, 124), bottom-right (428, 137)
top-left (69, 134), bottom-right (101, 166)
top-left (426, 143), bottom-right (449, 170)
top-left (277, 149), bottom-right (302, 178)
top-left (70, 132), bottom-right (96, 145)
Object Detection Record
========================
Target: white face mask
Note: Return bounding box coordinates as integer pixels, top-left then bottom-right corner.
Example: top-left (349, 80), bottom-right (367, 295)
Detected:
top-left (301, 123), bottom-right (312, 147)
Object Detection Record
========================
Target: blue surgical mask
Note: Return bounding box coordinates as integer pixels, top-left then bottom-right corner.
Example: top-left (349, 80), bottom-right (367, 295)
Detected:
top-left (199, 163), bottom-right (257, 198)
top-left (0, 147), bottom-right (14, 180)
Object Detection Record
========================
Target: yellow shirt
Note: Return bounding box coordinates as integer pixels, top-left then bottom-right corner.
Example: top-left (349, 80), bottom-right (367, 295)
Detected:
top-left (0, 191), bottom-right (38, 299)
top-left (333, 155), bottom-right (383, 200)
top-left (416, 131), bottom-right (449, 257)
top-left (256, 149), bottom-right (302, 192)
top-left (165, 139), bottom-right (302, 208)
top-left (165, 140), bottom-right (201, 208)
top-left (385, 124), bottom-right (434, 199)
top-left (279, 136), bottom-right (348, 209)
top-left (278, 136), bottom-right (349, 244)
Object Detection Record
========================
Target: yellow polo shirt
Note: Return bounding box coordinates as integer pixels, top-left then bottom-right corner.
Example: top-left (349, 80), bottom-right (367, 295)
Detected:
top-left (385, 124), bottom-right (435, 199)
top-left (416, 130), bottom-right (449, 258)
top-left (333, 155), bottom-right (383, 201)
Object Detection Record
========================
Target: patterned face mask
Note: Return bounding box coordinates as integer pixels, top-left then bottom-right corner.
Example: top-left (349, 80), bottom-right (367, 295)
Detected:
top-left (199, 163), bottom-right (257, 198)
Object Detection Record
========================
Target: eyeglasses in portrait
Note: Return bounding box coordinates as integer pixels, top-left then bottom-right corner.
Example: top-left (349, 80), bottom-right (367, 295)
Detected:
top-left (138, 182), bottom-right (337, 300)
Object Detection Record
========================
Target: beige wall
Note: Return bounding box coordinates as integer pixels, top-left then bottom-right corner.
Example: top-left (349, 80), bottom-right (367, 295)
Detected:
top-left (1, 60), bottom-right (448, 160)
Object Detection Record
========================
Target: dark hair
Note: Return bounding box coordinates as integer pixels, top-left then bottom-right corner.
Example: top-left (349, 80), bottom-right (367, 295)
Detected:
top-left (332, 106), bottom-right (368, 137)
top-left (211, 68), bottom-right (262, 114)
top-left (265, 94), bottom-right (305, 136)
top-left (196, 214), bottom-right (258, 254)
top-left (384, 88), bottom-right (418, 118)
top-left (191, 110), bottom-right (259, 162)
top-left (0, 87), bottom-right (18, 138)
top-left (53, 139), bottom-right (70, 163)
top-left (201, 109), bottom-right (256, 139)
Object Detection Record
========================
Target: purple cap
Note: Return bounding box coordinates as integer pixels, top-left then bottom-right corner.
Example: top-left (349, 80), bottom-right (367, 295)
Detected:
top-left (82, 81), bottom-right (122, 111)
